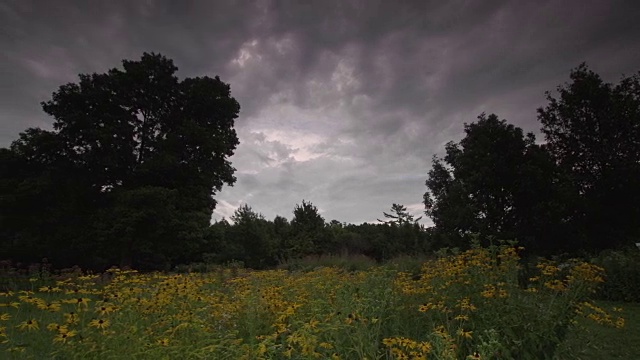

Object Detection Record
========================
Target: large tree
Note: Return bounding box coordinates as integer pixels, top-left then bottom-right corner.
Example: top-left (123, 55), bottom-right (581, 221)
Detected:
top-left (424, 113), bottom-right (571, 252)
top-left (538, 63), bottom-right (640, 250)
top-left (2, 53), bottom-right (240, 269)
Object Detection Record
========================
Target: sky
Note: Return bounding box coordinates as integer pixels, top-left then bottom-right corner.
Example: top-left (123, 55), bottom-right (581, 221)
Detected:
top-left (1, 0), bottom-right (640, 225)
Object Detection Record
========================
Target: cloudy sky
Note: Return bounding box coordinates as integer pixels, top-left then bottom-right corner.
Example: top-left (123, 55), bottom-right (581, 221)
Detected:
top-left (1, 0), bottom-right (639, 225)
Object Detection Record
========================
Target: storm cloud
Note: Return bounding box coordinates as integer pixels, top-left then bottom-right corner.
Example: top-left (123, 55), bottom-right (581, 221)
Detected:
top-left (2, 0), bottom-right (639, 224)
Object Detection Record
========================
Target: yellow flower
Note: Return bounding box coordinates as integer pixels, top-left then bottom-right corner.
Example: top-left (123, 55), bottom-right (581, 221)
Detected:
top-left (157, 338), bottom-right (170, 346)
top-left (18, 294), bottom-right (39, 304)
top-left (37, 301), bottom-right (62, 312)
top-left (457, 328), bottom-right (473, 339)
top-left (89, 318), bottom-right (110, 329)
top-left (283, 345), bottom-right (294, 358)
top-left (47, 323), bottom-right (69, 333)
top-left (0, 301), bottom-right (20, 309)
top-left (64, 312), bottom-right (79, 325)
top-left (481, 284), bottom-right (496, 298)
top-left (96, 305), bottom-right (116, 315)
top-left (0, 313), bottom-right (10, 321)
top-left (64, 297), bottom-right (91, 308)
top-left (53, 330), bottom-right (77, 344)
top-left (544, 280), bottom-right (566, 292)
top-left (419, 303), bottom-right (434, 312)
top-left (419, 341), bottom-right (432, 353)
top-left (16, 319), bottom-right (39, 331)
top-left (39, 285), bottom-right (62, 293)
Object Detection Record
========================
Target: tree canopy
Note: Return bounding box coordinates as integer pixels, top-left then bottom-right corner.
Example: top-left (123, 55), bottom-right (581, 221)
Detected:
top-left (423, 113), bottom-right (566, 250)
top-left (1, 53), bottom-right (240, 269)
top-left (538, 63), bottom-right (640, 250)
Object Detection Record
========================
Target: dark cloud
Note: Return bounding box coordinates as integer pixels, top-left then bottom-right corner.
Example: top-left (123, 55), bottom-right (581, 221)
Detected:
top-left (2, 0), bottom-right (640, 224)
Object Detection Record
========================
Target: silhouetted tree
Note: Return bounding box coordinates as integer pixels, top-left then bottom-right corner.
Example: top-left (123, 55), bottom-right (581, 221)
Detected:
top-left (228, 204), bottom-right (276, 268)
top-left (378, 203), bottom-right (422, 225)
top-left (424, 113), bottom-right (571, 252)
top-left (290, 200), bottom-right (334, 255)
top-left (1, 53), bottom-right (240, 269)
top-left (538, 63), bottom-right (640, 250)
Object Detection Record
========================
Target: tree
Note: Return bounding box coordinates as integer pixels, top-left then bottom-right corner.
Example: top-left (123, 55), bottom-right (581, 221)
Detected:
top-left (538, 63), bottom-right (640, 250)
top-left (272, 215), bottom-right (293, 262)
top-left (424, 113), bottom-right (571, 252)
top-left (2, 53), bottom-right (240, 269)
top-left (290, 200), bottom-right (334, 255)
top-left (41, 52), bottom-right (239, 199)
top-left (378, 203), bottom-right (422, 225)
top-left (227, 204), bottom-right (276, 268)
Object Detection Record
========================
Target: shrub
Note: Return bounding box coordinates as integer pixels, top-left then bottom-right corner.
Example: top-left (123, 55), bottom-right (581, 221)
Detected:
top-left (277, 253), bottom-right (377, 272)
top-left (591, 246), bottom-right (640, 302)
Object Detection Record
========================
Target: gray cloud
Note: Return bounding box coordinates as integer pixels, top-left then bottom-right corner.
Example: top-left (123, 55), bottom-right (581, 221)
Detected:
top-left (2, 0), bottom-right (639, 224)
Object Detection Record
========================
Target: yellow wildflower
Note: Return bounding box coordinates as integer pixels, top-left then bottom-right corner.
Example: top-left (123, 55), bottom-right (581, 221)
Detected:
top-left (64, 312), bottom-right (79, 325)
top-left (47, 323), bottom-right (69, 333)
top-left (457, 328), bottom-right (473, 339)
top-left (89, 318), bottom-right (110, 329)
top-left (16, 319), bottom-right (39, 331)
top-left (53, 330), bottom-right (77, 344)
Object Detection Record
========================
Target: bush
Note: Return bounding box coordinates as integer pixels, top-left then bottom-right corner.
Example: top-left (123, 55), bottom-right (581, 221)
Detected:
top-left (591, 246), bottom-right (640, 302)
top-left (277, 253), bottom-right (377, 272)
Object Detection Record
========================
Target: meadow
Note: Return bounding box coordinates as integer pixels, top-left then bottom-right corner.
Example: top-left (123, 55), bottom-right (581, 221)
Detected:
top-left (0, 244), bottom-right (633, 360)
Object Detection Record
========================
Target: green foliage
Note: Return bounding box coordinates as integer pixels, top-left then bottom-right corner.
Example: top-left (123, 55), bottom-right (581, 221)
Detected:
top-left (290, 200), bottom-right (334, 256)
top-left (277, 253), bottom-right (377, 272)
top-left (383, 254), bottom-right (434, 276)
top-left (590, 247), bottom-right (640, 302)
top-left (558, 301), bottom-right (640, 360)
top-left (228, 204), bottom-right (279, 269)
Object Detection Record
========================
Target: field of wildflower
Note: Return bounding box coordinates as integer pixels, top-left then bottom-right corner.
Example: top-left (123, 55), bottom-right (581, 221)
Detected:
top-left (0, 244), bottom-right (627, 359)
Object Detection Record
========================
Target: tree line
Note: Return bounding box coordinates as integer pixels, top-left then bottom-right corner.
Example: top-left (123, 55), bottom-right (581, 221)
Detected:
top-left (1, 54), bottom-right (639, 270)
